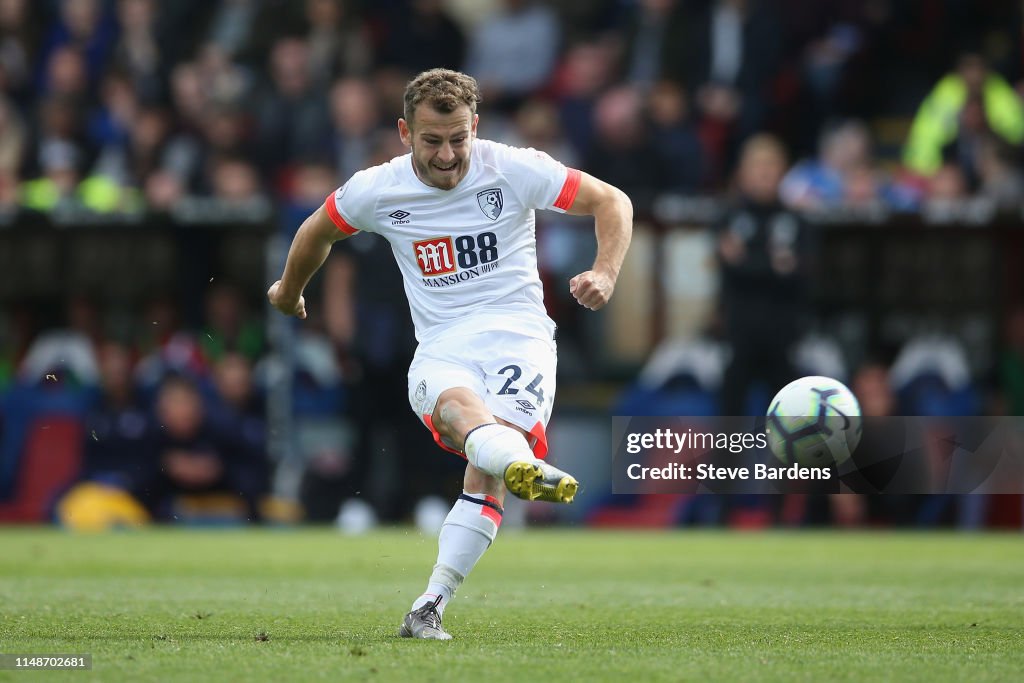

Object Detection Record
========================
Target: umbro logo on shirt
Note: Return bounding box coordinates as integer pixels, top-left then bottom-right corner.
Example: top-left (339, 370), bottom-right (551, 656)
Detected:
top-left (389, 209), bottom-right (411, 225)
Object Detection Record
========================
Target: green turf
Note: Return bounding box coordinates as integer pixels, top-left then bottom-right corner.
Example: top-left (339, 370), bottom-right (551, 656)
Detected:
top-left (0, 528), bottom-right (1022, 682)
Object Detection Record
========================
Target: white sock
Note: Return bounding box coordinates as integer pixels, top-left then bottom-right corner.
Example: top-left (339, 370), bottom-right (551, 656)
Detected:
top-left (464, 423), bottom-right (535, 479)
top-left (411, 492), bottom-right (503, 616)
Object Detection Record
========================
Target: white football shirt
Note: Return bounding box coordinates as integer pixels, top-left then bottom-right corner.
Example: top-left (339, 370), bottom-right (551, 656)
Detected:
top-left (324, 139), bottom-right (581, 345)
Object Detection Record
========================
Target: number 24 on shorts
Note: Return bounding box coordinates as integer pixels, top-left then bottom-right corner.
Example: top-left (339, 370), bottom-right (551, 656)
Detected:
top-left (496, 364), bottom-right (545, 405)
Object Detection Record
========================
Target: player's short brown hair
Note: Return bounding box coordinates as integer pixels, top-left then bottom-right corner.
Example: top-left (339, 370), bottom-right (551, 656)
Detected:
top-left (403, 68), bottom-right (482, 125)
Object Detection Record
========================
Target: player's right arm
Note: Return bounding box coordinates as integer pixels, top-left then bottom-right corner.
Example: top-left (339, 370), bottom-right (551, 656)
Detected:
top-left (267, 203), bottom-right (349, 319)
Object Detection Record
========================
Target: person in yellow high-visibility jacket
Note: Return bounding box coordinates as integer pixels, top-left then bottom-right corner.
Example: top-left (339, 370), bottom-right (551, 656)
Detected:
top-left (903, 53), bottom-right (1024, 176)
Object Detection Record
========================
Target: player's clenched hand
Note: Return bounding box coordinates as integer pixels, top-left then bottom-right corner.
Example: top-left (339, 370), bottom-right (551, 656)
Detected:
top-left (569, 270), bottom-right (615, 311)
top-left (267, 280), bottom-right (307, 319)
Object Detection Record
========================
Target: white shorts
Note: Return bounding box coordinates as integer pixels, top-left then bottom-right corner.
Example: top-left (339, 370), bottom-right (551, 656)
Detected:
top-left (408, 330), bottom-right (557, 459)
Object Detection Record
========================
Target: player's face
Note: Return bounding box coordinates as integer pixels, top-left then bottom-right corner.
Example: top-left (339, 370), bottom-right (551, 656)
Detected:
top-left (399, 105), bottom-right (478, 190)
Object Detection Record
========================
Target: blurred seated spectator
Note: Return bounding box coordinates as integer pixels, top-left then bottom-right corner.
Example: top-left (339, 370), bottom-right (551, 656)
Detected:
top-left (903, 51), bottom-right (1024, 177)
top-left (201, 282), bottom-right (264, 364)
top-left (208, 155), bottom-right (264, 205)
top-left (782, 120), bottom-right (873, 209)
top-left (20, 139), bottom-right (81, 211)
top-left (890, 333), bottom-right (976, 416)
top-left (143, 169), bottom-right (185, 210)
top-left (615, 337), bottom-right (725, 417)
top-left (18, 296), bottom-right (102, 387)
top-left (792, 333), bottom-right (847, 382)
top-left (135, 332), bottom-right (208, 401)
top-left (81, 341), bottom-right (150, 492)
top-left (141, 374), bottom-right (268, 521)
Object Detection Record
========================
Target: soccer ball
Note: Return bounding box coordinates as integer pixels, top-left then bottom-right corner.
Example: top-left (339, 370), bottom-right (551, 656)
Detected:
top-left (765, 376), bottom-right (862, 467)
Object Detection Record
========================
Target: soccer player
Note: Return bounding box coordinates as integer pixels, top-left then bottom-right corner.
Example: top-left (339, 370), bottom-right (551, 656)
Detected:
top-left (268, 69), bottom-right (632, 639)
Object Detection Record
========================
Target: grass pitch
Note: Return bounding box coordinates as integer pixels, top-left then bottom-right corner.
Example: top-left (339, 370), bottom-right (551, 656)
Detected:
top-left (1, 527), bottom-right (1022, 682)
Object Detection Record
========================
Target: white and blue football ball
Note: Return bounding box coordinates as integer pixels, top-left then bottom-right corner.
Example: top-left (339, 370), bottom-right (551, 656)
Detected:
top-left (766, 376), bottom-right (862, 466)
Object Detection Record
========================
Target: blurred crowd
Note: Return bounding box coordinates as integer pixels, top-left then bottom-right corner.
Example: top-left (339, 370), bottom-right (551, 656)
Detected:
top-left (0, 0), bottom-right (1020, 214)
top-left (2, 0), bottom-right (1023, 529)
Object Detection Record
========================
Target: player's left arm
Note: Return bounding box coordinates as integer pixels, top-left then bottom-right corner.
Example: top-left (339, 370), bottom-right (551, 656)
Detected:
top-left (565, 172), bottom-right (633, 310)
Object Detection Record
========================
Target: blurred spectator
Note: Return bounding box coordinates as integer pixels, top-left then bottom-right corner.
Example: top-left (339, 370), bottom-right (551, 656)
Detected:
top-left (118, 106), bottom-right (171, 185)
top-left (142, 169), bottom-right (184, 210)
top-left (781, 119), bottom-right (872, 209)
top-left (38, 0), bottom-right (117, 92)
top-left (619, 0), bottom-right (688, 91)
top-left (201, 282), bottom-right (264, 364)
top-left (584, 85), bottom-right (668, 212)
top-left (0, 0), bottom-right (34, 103)
top-left (81, 341), bottom-right (150, 491)
top-left (304, 0), bottom-right (372, 82)
top-left (685, 0), bottom-right (783, 183)
top-left (20, 138), bottom-right (81, 211)
top-left (464, 0), bottom-right (560, 109)
top-left (254, 37), bottom-right (330, 176)
top-left (197, 99), bottom-right (251, 160)
top-left (502, 97), bottom-right (578, 167)
top-left (143, 375), bottom-right (268, 521)
top-left (205, 0), bottom-right (260, 59)
top-left (903, 51), bottom-right (1024, 177)
top-left (208, 156), bottom-right (263, 205)
top-left (18, 294), bottom-right (102, 386)
top-left (852, 361), bottom-right (897, 418)
top-left (716, 134), bottom-right (807, 415)
top-left (212, 352), bottom-right (263, 420)
top-left (87, 72), bottom-right (137, 151)
top-left (377, 0), bottom-right (465, 76)
top-left (111, 0), bottom-right (164, 104)
top-left (0, 94), bottom-right (25, 174)
top-left (646, 80), bottom-right (705, 192)
top-left (925, 162), bottom-right (969, 205)
top-left (327, 77), bottom-right (384, 181)
top-left (194, 43), bottom-right (250, 107)
top-left (551, 38), bottom-right (618, 156)
top-left (42, 45), bottom-right (91, 101)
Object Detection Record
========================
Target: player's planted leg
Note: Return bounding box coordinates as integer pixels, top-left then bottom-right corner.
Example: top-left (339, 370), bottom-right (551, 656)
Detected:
top-left (400, 481), bottom-right (503, 640)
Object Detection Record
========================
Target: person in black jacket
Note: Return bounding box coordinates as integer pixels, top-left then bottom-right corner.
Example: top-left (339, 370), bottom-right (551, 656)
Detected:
top-left (717, 134), bottom-right (808, 415)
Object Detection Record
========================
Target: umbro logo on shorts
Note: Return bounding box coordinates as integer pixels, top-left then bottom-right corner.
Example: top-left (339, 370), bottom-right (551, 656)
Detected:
top-left (389, 209), bottom-right (411, 225)
top-left (515, 399), bottom-right (535, 413)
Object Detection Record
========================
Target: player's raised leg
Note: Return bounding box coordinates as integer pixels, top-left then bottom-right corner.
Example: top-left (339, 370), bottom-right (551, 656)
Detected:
top-left (433, 387), bottom-right (577, 504)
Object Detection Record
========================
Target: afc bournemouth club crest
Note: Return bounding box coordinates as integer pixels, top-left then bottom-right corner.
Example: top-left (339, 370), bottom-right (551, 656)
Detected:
top-left (476, 188), bottom-right (503, 221)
